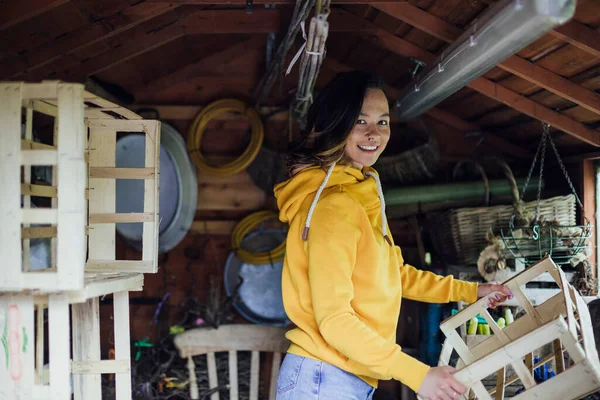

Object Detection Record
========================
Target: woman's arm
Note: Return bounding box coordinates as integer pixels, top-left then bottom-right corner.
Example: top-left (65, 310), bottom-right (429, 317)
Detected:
top-left (396, 247), bottom-right (513, 306)
top-left (307, 193), bottom-right (430, 392)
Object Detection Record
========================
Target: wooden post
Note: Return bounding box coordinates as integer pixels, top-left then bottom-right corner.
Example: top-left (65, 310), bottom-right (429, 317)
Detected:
top-left (49, 293), bottom-right (70, 400)
top-left (581, 159), bottom-right (597, 284)
top-left (72, 298), bottom-right (102, 400)
top-left (113, 291), bottom-right (132, 400)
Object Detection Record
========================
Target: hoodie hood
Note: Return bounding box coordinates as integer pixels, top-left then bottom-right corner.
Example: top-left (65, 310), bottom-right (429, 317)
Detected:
top-left (274, 163), bottom-right (391, 245)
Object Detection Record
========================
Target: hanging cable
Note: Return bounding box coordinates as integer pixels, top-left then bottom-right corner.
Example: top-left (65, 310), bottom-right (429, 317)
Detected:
top-left (186, 99), bottom-right (264, 177)
top-left (231, 211), bottom-right (286, 264)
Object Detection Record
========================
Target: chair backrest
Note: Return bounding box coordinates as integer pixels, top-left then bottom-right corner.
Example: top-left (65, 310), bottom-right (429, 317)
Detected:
top-left (174, 324), bottom-right (290, 400)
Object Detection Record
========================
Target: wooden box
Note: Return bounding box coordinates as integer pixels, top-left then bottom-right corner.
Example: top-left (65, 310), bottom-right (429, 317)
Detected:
top-left (0, 81), bottom-right (160, 292)
top-left (437, 256), bottom-right (600, 400)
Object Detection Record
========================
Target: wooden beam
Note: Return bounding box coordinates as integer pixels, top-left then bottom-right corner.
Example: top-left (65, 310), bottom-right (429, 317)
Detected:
top-left (0, 0), bottom-right (70, 30)
top-left (335, 9), bottom-right (600, 147)
top-left (550, 20), bottom-right (600, 59)
top-left (373, 3), bottom-right (600, 117)
top-left (0, 3), bottom-right (178, 79)
top-left (324, 57), bottom-right (529, 159)
top-left (133, 37), bottom-right (263, 97)
top-left (580, 159), bottom-right (596, 276)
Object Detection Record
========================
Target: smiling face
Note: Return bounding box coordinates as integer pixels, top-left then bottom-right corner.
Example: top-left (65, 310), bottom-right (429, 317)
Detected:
top-left (343, 88), bottom-right (391, 170)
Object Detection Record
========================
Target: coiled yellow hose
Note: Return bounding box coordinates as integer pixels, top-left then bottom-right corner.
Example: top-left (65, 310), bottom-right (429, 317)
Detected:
top-left (187, 99), bottom-right (264, 177)
top-left (232, 211), bottom-right (286, 264)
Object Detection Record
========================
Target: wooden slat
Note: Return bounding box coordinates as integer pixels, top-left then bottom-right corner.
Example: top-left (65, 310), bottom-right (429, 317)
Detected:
top-left (89, 167), bottom-right (155, 179)
top-left (85, 260), bottom-right (155, 273)
top-left (0, 3), bottom-right (177, 79)
top-left (250, 351), bottom-right (260, 400)
top-left (22, 208), bottom-right (58, 224)
top-left (197, 172), bottom-right (266, 211)
top-left (1, 84), bottom-right (24, 288)
top-left (23, 108), bottom-right (33, 272)
top-left (229, 351), bottom-right (239, 400)
top-left (134, 37), bottom-right (263, 97)
top-left (36, 304), bottom-right (44, 384)
top-left (49, 293), bottom-right (71, 400)
top-left (88, 127), bottom-right (117, 262)
top-left (207, 352), bottom-right (219, 400)
top-left (72, 360), bottom-right (129, 375)
top-left (114, 291), bottom-right (132, 399)
top-left (89, 213), bottom-right (154, 224)
top-left (372, 3), bottom-right (600, 120)
top-left (87, 119), bottom-right (154, 131)
top-left (0, 0), bottom-right (69, 30)
top-left (72, 298), bottom-right (102, 400)
top-left (21, 150), bottom-right (58, 165)
top-left (495, 366), bottom-right (505, 400)
top-left (190, 220), bottom-right (237, 235)
top-left (56, 84), bottom-right (86, 290)
top-left (21, 139), bottom-right (55, 150)
top-left (148, 0), bottom-right (407, 3)
top-left (21, 183), bottom-right (57, 198)
top-left (550, 20), bottom-right (600, 59)
top-left (336, 8), bottom-right (600, 146)
top-left (143, 121), bottom-right (160, 268)
top-left (22, 227), bottom-right (57, 239)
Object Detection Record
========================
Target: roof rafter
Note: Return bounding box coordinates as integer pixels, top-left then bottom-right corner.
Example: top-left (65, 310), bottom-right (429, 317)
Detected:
top-left (372, 3), bottom-right (600, 118)
top-left (0, 0), bottom-right (70, 30)
top-left (335, 9), bottom-right (600, 146)
top-left (550, 20), bottom-right (600, 59)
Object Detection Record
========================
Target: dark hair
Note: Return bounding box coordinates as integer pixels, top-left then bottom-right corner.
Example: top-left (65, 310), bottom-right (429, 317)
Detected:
top-left (286, 70), bottom-right (386, 175)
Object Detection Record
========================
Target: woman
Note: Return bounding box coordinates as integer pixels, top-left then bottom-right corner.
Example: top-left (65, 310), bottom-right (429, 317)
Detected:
top-left (273, 71), bottom-right (512, 400)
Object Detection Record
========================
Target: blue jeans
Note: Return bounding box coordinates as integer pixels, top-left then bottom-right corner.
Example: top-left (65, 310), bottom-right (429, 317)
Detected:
top-left (276, 353), bottom-right (376, 400)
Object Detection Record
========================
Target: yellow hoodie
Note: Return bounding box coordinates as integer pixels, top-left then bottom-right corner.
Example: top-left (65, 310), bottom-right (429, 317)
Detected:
top-left (274, 164), bottom-right (478, 393)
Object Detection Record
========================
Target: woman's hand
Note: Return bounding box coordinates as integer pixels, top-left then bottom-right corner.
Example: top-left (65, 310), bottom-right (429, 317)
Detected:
top-left (417, 366), bottom-right (467, 400)
top-left (477, 282), bottom-right (513, 308)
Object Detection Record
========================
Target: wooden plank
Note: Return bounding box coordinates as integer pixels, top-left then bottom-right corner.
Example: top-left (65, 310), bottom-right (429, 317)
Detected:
top-left (0, 3), bottom-right (177, 79)
top-left (89, 212), bottom-right (154, 224)
top-left (148, 0), bottom-right (406, 3)
top-left (89, 167), bottom-right (155, 179)
top-left (23, 108), bottom-right (33, 272)
top-left (0, 83), bottom-right (23, 289)
top-left (373, 3), bottom-right (600, 117)
top-left (0, 294), bottom-right (35, 400)
top-left (56, 84), bottom-right (87, 290)
top-left (0, 0), bottom-right (69, 30)
top-left (133, 37), bottom-right (263, 97)
top-left (190, 220), bottom-right (237, 235)
top-left (88, 128), bottom-right (116, 262)
top-left (72, 298), bottom-right (102, 400)
top-left (22, 227), bottom-right (57, 239)
top-left (49, 293), bottom-right (71, 400)
top-left (22, 208), bottom-right (58, 224)
top-left (197, 171), bottom-right (266, 211)
top-left (21, 183), bottom-right (57, 198)
top-left (550, 20), bottom-right (600, 59)
top-left (142, 121), bottom-right (159, 269)
top-left (21, 139), bottom-right (55, 150)
top-left (21, 150), bottom-right (58, 165)
top-left (581, 159), bottom-right (596, 275)
top-left (87, 119), bottom-right (154, 131)
top-left (36, 304), bottom-right (44, 384)
top-left (113, 291), bottom-right (132, 400)
top-left (269, 352), bottom-right (281, 400)
top-left (85, 260), bottom-right (155, 273)
top-left (72, 360), bottom-right (130, 374)
top-left (250, 351), bottom-right (260, 400)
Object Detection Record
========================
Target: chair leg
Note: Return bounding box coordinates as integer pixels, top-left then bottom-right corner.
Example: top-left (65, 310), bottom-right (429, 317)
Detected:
top-left (188, 356), bottom-right (199, 400)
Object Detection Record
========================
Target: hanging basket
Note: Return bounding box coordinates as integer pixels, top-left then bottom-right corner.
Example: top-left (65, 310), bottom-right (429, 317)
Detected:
top-left (499, 124), bottom-right (593, 267)
top-left (427, 159), bottom-right (577, 266)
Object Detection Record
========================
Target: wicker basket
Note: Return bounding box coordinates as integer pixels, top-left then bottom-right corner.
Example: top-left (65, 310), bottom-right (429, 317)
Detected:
top-left (427, 160), bottom-right (576, 266)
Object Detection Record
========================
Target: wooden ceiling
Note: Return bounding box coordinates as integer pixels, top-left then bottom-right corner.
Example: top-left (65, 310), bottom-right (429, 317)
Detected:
top-left (2, 0), bottom-right (600, 159)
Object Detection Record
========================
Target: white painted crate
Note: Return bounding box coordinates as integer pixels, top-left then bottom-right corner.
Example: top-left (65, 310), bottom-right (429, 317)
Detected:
top-left (436, 256), bottom-right (600, 400)
top-left (0, 81), bottom-right (160, 292)
top-left (0, 273), bottom-right (143, 400)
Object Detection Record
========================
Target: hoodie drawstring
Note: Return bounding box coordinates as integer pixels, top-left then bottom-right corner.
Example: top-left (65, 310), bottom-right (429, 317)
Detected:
top-left (302, 162), bottom-right (336, 241)
top-left (302, 163), bottom-right (392, 246)
top-left (365, 171), bottom-right (392, 246)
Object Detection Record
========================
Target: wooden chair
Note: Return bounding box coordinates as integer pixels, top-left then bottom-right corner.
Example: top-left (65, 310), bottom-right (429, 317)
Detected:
top-left (174, 324), bottom-right (290, 400)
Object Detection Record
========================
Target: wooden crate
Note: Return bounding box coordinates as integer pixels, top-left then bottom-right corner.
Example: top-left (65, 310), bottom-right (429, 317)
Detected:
top-left (0, 274), bottom-right (143, 400)
top-left (0, 81), bottom-right (160, 291)
top-left (436, 256), bottom-right (600, 400)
